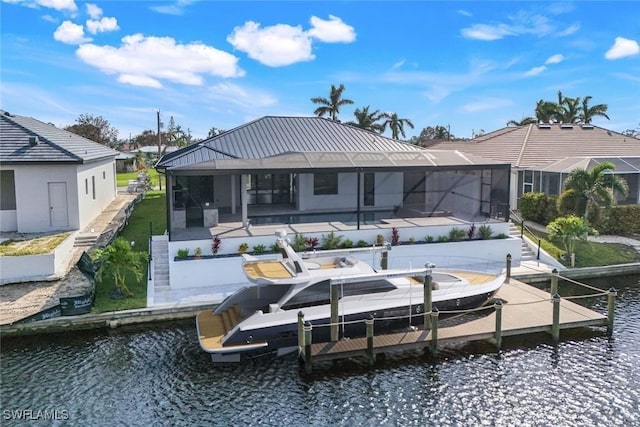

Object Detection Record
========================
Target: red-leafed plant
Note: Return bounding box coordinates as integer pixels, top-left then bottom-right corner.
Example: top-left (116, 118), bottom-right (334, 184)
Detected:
top-left (211, 235), bottom-right (222, 255)
top-left (306, 237), bottom-right (319, 250)
top-left (391, 227), bottom-right (400, 246)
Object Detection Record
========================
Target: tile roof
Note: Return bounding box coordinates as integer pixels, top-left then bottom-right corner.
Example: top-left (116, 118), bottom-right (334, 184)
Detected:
top-left (430, 124), bottom-right (640, 169)
top-left (157, 116), bottom-right (426, 169)
top-left (0, 110), bottom-right (119, 164)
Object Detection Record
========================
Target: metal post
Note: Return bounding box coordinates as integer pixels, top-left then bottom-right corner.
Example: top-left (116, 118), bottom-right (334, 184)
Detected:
top-left (550, 269), bottom-right (559, 296)
top-left (520, 220), bottom-right (524, 239)
top-left (423, 267), bottom-right (432, 330)
top-left (297, 311), bottom-right (305, 350)
top-left (552, 293), bottom-right (561, 343)
top-left (356, 170), bottom-right (361, 230)
top-left (537, 239), bottom-right (541, 260)
top-left (494, 299), bottom-right (503, 349)
top-left (365, 315), bottom-right (375, 366)
top-left (304, 321), bottom-right (313, 374)
top-left (506, 254), bottom-right (512, 283)
top-left (430, 308), bottom-right (439, 356)
top-left (149, 221), bottom-right (153, 261)
top-left (607, 288), bottom-right (617, 336)
top-left (330, 283), bottom-right (339, 342)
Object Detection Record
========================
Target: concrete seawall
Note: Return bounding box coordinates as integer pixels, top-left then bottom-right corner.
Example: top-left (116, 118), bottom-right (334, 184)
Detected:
top-left (2, 263), bottom-right (639, 338)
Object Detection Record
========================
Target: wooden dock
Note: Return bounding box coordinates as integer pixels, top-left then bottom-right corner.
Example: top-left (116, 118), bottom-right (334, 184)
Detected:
top-left (301, 279), bottom-right (610, 368)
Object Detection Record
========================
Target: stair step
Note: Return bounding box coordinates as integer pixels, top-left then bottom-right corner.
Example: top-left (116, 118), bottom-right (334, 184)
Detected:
top-left (221, 310), bottom-right (232, 333)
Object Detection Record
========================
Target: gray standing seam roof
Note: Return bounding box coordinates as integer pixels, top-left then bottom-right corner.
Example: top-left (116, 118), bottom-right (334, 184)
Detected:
top-left (0, 110), bottom-right (119, 164)
top-left (157, 116), bottom-right (432, 170)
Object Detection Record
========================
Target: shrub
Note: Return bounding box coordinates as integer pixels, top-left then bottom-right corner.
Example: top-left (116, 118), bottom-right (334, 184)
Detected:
top-left (211, 235), bottom-right (221, 255)
top-left (547, 215), bottom-right (590, 255)
top-left (597, 205), bottom-right (640, 235)
top-left (519, 192), bottom-right (548, 224)
top-left (357, 240), bottom-right (369, 248)
top-left (253, 244), bottom-right (266, 254)
top-left (194, 247), bottom-right (203, 257)
top-left (305, 237), bottom-right (319, 251)
top-left (466, 224), bottom-right (476, 240)
top-left (322, 231), bottom-right (342, 250)
top-left (391, 227), bottom-right (400, 246)
top-left (270, 242), bottom-right (280, 253)
top-left (437, 236), bottom-right (449, 243)
top-left (238, 242), bottom-right (249, 254)
top-left (408, 237), bottom-right (415, 244)
top-left (425, 235), bottom-right (434, 243)
top-left (495, 233), bottom-right (508, 239)
top-left (448, 227), bottom-right (467, 242)
top-left (341, 239), bottom-right (354, 249)
top-left (478, 224), bottom-right (493, 240)
top-left (177, 248), bottom-right (189, 259)
top-left (375, 234), bottom-right (385, 246)
top-left (291, 234), bottom-right (307, 252)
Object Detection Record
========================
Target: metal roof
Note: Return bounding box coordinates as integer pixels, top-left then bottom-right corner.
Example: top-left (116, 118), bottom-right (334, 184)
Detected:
top-left (166, 150), bottom-right (507, 174)
top-left (0, 110), bottom-right (119, 164)
top-left (536, 156), bottom-right (640, 173)
top-left (157, 116), bottom-right (507, 173)
top-left (157, 116), bottom-right (426, 170)
top-left (430, 123), bottom-right (640, 169)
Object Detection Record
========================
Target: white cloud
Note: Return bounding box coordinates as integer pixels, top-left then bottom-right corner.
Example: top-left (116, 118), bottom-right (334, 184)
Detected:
top-left (557, 23), bottom-right (579, 37)
top-left (53, 20), bottom-right (90, 44)
top-left (459, 98), bottom-right (514, 113)
top-left (524, 66), bottom-right (546, 77)
top-left (227, 21), bottom-right (314, 67)
top-left (75, 33), bottom-right (245, 87)
top-left (150, 0), bottom-right (197, 16)
top-left (86, 17), bottom-right (119, 34)
top-left (545, 54), bottom-right (564, 65)
top-left (308, 15), bottom-right (356, 43)
top-left (605, 37), bottom-right (640, 60)
top-left (391, 59), bottom-right (405, 70)
top-left (86, 3), bottom-right (102, 19)
top-left (42, 14), bottom-right (57, 23)
top-left (461, 24), bottom-right (515, 41)
top-left (457, 9), bottom-right (472, 17)
top-left (5, 0), bottom-right (77, 11)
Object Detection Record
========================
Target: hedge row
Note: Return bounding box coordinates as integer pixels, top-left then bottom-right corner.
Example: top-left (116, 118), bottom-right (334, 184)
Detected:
top-left (596, 205), bottom-right (640, 235)
top-left (519, 192), bottom-right (559, 225)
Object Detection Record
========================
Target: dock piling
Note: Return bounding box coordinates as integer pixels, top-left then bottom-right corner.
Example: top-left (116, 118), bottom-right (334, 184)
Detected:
top-left (330, 284), bottom-right (339, 341)
top-left (506, 254), bottom-right (512, 283)
top-left (607, 288), bottom-right (617, 335)
top-left (430, 308), bottom-right (439, 356)
top-left (366, 315), bottom-right (375, 366)
top-left (550, 269), bottom-right (559, 296)
top-left (552, 293), bottom-right (561, 343)
top-left (494, 299), bottom-right (503, 349)
top-left (304, 321), bottom-right (313, 374)
top-left (297, 311), bottom-right (304, 350)
top-left (423, 266), bottom-right (433, 330)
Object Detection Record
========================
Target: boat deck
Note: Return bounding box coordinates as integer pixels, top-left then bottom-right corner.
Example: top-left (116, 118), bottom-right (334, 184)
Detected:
top-left (243, 261), bottom-right (293, 280)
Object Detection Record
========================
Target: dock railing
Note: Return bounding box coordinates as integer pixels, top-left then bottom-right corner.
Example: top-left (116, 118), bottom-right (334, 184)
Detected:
top-left (297, 269), bottom-right (617, 373)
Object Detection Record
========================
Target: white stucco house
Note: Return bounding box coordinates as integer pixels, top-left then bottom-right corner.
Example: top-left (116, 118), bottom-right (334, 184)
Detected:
top-left (0, 110), bottom-right (120, 233)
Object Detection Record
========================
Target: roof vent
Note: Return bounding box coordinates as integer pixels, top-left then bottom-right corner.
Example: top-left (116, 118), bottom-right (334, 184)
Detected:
top-left (581, 124), bottom-right (594, 129)
top-left (538, 123), bottom-right (551, 129)
top-left (560, 124), bottom-right (573, 129)
top-left (28, 136), bottom-right (39, 146)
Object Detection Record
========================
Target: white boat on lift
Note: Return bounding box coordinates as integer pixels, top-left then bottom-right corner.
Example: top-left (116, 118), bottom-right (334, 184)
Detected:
top-left (196, 230), bottom-right (505, 362)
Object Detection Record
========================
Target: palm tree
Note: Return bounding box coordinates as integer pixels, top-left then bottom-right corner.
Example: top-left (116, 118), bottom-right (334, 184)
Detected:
top-left (557, 94), bottom-right (581, 123)
top-left (535, 99), bottom-right (559, 123)
top-left (311, 84), bottom-right (354, 121)
top-left (557, 161), bottom-right (629, 221)
top-left (506, 117), bottom-right (537, 127)
top-left (347, 106), bottom-right (384, 133)
top-left (580, 96), bottom-right (610, 123)
top-left (93, 237), bottom-right (148, 297)
top-left (381, 112), bottom-right (414, 139)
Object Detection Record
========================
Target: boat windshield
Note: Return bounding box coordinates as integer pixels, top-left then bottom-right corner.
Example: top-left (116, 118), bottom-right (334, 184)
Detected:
top-left (281, 279), bottom-right (397, 310)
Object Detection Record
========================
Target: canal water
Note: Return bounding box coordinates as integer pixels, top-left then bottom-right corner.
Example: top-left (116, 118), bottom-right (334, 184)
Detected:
top-left (2, 275), bottom-right (639, 426)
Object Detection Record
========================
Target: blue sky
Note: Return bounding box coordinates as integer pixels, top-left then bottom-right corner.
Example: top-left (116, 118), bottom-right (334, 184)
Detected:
top-left (1, 0), bottom-right (639, 141)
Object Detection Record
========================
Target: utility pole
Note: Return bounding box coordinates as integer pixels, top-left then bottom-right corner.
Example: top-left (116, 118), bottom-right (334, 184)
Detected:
top-left (157, 110), bottom-right (162, 190)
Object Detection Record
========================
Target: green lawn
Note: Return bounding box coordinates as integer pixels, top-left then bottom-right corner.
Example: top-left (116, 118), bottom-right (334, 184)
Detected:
top-left (116, 168), bottom-right (165, 189)
top-left (92, 190), bottom-right (166, 313)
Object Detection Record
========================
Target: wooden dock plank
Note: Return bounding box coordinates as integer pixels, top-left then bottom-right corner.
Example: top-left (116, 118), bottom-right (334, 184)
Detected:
top-left (308, 279), bottom-right (607, 361)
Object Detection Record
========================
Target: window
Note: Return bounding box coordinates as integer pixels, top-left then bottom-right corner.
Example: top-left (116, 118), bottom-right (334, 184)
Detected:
top-left (91, 176), bottom-right (96, 200)
top-left (0, 170), bottom-right (16, 210)
top-left (85, 179), bottom-right (89, 195)
top-left (364, 173), bottom-right (375, 206)
top-left (314, 173), bottom-right (338, 195)
top-left (103, 171), bottom-right (106, 179)
top-left (246, 174), bottom-right (292, 205)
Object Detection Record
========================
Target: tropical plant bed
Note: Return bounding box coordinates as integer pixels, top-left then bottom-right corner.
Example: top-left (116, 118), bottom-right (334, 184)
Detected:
top-left (0, 232), bottom-right (71, 256)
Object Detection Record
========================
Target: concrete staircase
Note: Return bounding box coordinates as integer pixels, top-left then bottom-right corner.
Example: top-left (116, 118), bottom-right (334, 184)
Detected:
top-left (151, 238), bottom-right (170, 291)
top-left (509, 222), bottom-right (537, 262)
top-left (74, 233), bottom-right (99, 248)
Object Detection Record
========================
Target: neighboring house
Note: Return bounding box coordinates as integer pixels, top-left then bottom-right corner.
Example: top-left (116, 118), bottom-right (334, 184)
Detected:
top-left (155, 116), bottom-right (511, 241)
top-left (430, 123), bottom-right (640, 207)
top-left (115, 151), bottom-right (137, 173)
top-left (0, 110), bottom-right (119, 233)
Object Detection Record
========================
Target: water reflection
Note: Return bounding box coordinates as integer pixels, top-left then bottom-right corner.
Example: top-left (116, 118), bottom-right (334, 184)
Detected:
top-left (1, 275), bottom-right (639, 426)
